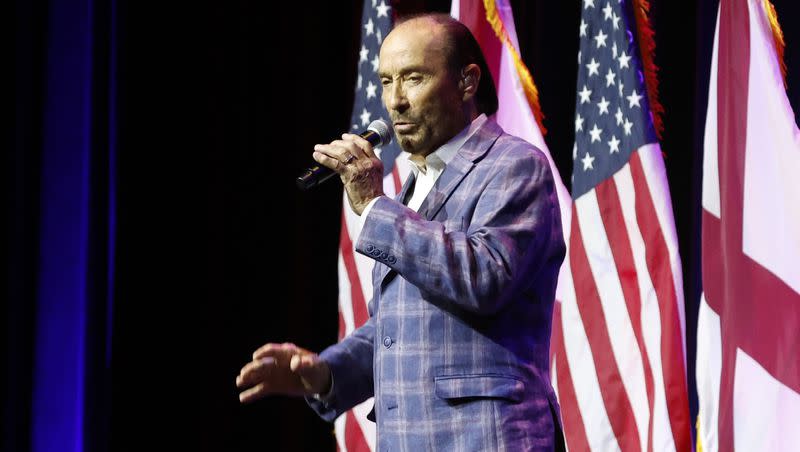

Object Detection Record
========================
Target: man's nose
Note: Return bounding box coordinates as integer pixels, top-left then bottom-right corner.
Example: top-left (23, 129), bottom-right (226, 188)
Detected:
top-left (385, 83), bottom-right (409, 112)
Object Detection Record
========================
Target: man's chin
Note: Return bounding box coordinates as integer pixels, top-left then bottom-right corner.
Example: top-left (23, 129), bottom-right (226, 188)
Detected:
top-left (397, 134), bottom-right (435, 156)
top-left (397, 137), bottom-right (417, 153)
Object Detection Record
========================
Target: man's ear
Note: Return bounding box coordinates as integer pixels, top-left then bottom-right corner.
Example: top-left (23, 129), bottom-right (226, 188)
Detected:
top-left (460, 64), bottom-right (480, 101)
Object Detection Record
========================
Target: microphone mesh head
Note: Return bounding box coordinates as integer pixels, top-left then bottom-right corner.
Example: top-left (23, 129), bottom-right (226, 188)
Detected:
top-left (367, 119), bottom-right (393, 147)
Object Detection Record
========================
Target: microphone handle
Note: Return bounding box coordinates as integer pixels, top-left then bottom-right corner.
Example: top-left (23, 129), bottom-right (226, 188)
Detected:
top-left (296, 165), bottom-right (336, 191)
top-left (295, 130), bottom-right (383, 191)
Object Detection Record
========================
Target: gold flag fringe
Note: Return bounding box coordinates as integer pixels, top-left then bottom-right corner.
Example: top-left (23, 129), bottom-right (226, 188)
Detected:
top-left (763, 0), bottom-right (787, 87)
top-left (483, 0), bottom-right (547, 135)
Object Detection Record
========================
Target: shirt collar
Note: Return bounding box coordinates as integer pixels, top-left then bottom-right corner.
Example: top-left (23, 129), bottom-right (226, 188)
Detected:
top-left (406, 113), bottom-right (488, 176)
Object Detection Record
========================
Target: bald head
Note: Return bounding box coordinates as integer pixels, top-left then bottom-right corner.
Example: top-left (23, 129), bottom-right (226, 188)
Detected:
top-left (385, 16), bottom-right (450, 61)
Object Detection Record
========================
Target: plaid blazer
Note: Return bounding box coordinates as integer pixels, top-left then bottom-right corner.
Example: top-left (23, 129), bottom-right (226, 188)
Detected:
top-left (309, 119), bottom-right (566, 451)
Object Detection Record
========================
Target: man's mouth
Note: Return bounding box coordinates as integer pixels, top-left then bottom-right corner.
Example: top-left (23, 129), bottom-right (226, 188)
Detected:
top-left (393, 122), bottom-right (415, 133)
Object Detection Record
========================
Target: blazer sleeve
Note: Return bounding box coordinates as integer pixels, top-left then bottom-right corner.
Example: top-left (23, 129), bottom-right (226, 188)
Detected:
top-left (355, 147), bottom-right (562, 316)
top-left (305, 314), bottom-right (375, 422)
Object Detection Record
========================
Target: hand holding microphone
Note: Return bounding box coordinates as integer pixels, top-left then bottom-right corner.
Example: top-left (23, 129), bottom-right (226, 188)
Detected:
top-left (297, 119), bottom-right (392, 215)
top-left (295, 119), bottom-right (392, 191)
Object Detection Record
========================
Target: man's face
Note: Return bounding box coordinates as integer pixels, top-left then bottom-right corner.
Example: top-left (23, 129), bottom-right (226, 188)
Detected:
top-left (378, 22), bottom-right (466, 156)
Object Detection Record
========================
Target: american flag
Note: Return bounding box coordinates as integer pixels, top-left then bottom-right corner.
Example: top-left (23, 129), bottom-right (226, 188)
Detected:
top-left (696, 1), bottom-right (800, 450)
top-left (548, 1), bottom-right (692, 451)
top-left (334, 1), bottom-right (408, 450)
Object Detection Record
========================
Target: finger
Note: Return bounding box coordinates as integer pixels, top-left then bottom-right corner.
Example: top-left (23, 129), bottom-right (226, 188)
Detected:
top-left (342, 133), bottom-right (377, 159)
top-left (237, 358), bottom-right (273, 388)
top-left (289, 354), bottom-right (302, 372)
top-left (313, 142), bottom-right (352, 158)
top-left (238, 383), bottom-right (267, 404)
top-left (237, 357), bottom-right (276, 388)
top-left (337, 136), bottom-right (371, 160)
top-left (289, 354), bottom-right (316, 373)
top-left (253, 342), bottom-right (300, 360)
top-left (252, 343), bottom-right (280, 360)
top-left (241, 356), bottom-right (276, 375)
top-left (314, 142), bottom-right (361, 163)
top-left (312, 146), bottom-right (349, 171)
top-left (290, 354), bottom-right (327, 393)
top-left (320, 138), bottom-right (366, 160)
top-left (288, 355), bottom-right (314, 392)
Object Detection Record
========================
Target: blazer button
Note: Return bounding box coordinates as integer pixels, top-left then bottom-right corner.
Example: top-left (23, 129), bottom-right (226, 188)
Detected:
top-left (382, 336), bottom-right (393, 348)
top-left (380, 252), bottom-right (389, 260)
top-left (366, 244), bottom-right (374, 252)
top-left (387, 255), bottom-right (396, 264)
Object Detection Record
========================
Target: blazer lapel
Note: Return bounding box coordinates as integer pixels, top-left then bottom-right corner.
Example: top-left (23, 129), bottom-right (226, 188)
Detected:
top-left (396, 171), bottom-right (416, 207)
top-left (415, 156), bottom-right (471, 220)
top-left (417, 119), bottom-right (503, 220)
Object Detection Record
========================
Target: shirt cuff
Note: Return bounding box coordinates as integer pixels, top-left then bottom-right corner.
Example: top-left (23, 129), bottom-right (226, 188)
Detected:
top-left (312, 373), bottom-right (335, 403)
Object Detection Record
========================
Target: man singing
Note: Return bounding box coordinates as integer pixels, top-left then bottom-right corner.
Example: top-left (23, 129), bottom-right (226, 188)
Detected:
top-left (237, 14), bottom-right (566, 451)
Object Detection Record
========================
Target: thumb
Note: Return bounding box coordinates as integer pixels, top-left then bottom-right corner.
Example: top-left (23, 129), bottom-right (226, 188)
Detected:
top-left (290, 354), bottom-right (325, 393)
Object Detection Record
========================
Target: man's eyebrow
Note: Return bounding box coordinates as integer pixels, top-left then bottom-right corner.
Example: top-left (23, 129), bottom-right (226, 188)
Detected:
top-left (378, 66), bottom-right (429, 78)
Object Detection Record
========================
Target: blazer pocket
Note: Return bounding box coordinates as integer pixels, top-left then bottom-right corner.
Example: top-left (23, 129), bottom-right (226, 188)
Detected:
top-left (434, 374), bottom-right (525, 403)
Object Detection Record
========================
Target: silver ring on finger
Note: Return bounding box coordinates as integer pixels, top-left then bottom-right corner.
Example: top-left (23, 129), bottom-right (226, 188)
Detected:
top-left (343, 154), bottom-right (356, 165)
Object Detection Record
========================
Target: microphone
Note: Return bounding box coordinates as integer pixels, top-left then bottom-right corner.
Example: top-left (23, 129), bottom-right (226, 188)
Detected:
top-left (296, 119), bottom-right (393, 191)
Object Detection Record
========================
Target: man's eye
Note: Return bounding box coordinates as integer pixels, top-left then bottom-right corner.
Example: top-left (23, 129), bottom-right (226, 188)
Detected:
top-left (381, 79), bottom-right (391, 87)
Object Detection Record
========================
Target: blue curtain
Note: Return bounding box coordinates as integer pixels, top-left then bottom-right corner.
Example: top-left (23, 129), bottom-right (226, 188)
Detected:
top-left (7, 0), bottom-right (117, 450)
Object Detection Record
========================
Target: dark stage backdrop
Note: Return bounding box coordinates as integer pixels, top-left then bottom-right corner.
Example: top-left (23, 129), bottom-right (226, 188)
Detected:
top-left (6, 0), bottom-right (800, 451)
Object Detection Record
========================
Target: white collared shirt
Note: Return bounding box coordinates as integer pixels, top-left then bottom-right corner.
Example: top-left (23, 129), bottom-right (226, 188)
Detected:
top-left (359, 113), bottom-right (488, 222)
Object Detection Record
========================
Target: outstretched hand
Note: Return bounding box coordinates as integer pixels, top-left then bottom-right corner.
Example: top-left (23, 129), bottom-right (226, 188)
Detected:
top-left (236, 342), bottom-right (331, 404)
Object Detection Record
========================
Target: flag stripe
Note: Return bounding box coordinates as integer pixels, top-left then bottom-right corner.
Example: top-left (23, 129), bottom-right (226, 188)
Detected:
top-left (613, 163), bottom-right (677, 452)
top-left (576, 189), bottom-right (651, 451)
top-left (635, 145), bottom-right (686, 338)
top-left (565, 261), bottom-right (625, 452)
top-left (559, 256), bottom-right (621, 451)
top-left (391, 166), bottom-right (402, 196)
top-left (345, 412), bottom-right (371, 452)
top-left (629, 151), bottom-right (692, 451)
top-left (552, 303), bottom-right (592, 452)
top-left (570, 204), bottom-right (642, 452)
top-left (338, 256), bottom-right (356, 334)
top-left (338, 219), bottom-right (373, 451)
top-left (340, 209), bottom-right (370, 328)
top-left (595, 176), bottom-right (657, 452)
